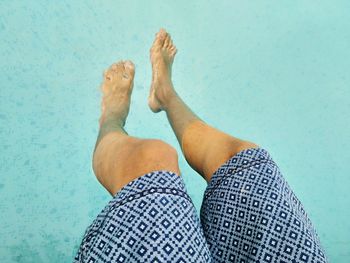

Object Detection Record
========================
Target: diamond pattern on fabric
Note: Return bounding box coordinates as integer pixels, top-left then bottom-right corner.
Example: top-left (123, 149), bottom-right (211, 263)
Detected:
top-left (74, 147), bottom-right (328, 263)
top-left (200, 147), bottom-right (328, 263)
top-left (73, 171), bottom-right (212, 263)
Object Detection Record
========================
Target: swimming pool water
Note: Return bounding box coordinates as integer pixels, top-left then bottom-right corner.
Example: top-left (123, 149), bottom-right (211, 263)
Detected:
top-left (0, 1), bottom-right (349, 262)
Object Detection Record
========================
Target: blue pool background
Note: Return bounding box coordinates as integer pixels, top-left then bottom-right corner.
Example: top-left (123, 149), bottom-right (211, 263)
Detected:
top-left (0, 1), bottom-right (349, 262)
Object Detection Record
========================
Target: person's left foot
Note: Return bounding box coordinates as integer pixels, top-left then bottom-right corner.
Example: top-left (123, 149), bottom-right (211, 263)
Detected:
top-left (99, 60), bottom-right (135, 128)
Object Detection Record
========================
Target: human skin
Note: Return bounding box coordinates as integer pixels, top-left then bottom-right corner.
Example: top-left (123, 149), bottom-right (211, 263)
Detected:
top-left (92, 29), bottom-right (258, 195)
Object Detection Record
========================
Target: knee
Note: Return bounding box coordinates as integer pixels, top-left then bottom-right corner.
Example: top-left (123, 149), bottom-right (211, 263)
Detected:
top-left (138, 139), bottom-right (179, 162)
top-left (131, 139), bottom-right (180, 175)
top-left (235, 140), bottom-right (259, 153)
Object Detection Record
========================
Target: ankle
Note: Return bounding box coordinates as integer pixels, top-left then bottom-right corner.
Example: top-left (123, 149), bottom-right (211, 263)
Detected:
top-left (160, 85), bottom-right (179, 111)
top-left (100, 114), bottom-right (125, 129)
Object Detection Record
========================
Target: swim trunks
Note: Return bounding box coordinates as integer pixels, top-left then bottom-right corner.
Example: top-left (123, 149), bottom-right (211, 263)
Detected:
top-left (73, 147), bottom-right (328, 262)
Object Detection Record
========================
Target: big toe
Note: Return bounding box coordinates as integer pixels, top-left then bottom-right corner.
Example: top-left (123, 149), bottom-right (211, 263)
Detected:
top-left (115, 61), bottom-right (125, 73)
top-left (152, 28), bottom-right (168, 49)
top-left (123, 60), bottom-right (135, 79)
top-left (107, 61), bottom-right (123, 75)
top-left (157, 28), bottom-right (167, 38)
top-left (103, 61), bottom-right (122, 81)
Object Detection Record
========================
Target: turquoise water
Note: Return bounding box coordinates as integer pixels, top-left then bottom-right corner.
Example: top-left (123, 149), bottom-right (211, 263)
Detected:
top-left (0, 1), bottom-right (349, 262)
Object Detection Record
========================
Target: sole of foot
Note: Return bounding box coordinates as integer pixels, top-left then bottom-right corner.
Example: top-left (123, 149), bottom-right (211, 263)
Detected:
top-left (99, 60), bottom-right (135, 128)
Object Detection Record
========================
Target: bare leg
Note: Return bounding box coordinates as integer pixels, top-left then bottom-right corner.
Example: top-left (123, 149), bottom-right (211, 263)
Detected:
top-left (148, 29), bottom-right (258, 182)
top-left (93, 60), bottom-right (180, 196)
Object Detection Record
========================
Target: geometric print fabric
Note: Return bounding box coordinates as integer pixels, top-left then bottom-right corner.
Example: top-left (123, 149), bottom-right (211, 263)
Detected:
top-left (200, 147), bottom-right (328, 263)
top-left (73, 170), bottom-right (212, 263)
top-left (74, 147), bottom-right (328, 262)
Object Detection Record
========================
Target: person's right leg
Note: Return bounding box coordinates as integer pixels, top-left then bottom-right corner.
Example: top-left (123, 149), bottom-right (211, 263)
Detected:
top-left (148, 28), bottom-right (258, 183)
top-left (148, 28), bottom-right (329, 263)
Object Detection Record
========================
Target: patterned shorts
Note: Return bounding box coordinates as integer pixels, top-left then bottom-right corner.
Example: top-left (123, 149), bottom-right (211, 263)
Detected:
top-left (73, 147), bottom-right (328, 263)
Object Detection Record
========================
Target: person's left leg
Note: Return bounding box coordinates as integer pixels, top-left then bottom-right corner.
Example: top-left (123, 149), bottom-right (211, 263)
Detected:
top-left (91, 60), bottom-right (181, 196)
top-left (74, 60), bottom-right (212, 263)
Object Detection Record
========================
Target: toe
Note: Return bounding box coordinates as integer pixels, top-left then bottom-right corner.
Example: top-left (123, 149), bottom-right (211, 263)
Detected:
top-left (157, 28), bottom-right (167, 38)
top-left (103, 70), bottom-right (112, 81)
top-left (164, 35), bottom-right (171, 48)
top-left (168, 38), bottom-right (174, 48)
top-left (170, 46), bottom-right (177, 56)
top-left (108, 61), bottom-right (124, 78)
top-left (152, 29), bottom-right (167, 49)
top-left (110, 62), bottom-right (118, 71)
top-left (122, 60), bottom-right (135, 79)
top-left (109, 61), bottom-right (124, 79)
top-left (103, 61), bottom-right (126, 82)
top-left (115, 61), bottom-right (125, 72)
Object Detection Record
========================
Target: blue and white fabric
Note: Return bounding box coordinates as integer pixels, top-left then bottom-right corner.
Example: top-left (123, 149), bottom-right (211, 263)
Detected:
top-left (74, 147), bottom-right (328, 263)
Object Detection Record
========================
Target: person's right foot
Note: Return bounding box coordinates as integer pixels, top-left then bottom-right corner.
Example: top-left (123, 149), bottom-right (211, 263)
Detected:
top-left (148, 28), bottom-right (178, 113)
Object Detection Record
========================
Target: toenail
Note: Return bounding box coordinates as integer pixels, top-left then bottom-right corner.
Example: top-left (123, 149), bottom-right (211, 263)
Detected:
top-left (125, 60), bottom-right (132, 65)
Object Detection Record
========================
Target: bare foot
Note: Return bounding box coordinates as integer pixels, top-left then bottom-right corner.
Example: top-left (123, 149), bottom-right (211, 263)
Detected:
top-left (148, 28), bottom-right (178, 113)
top-left (99, 60), bottom-right (135, 128)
